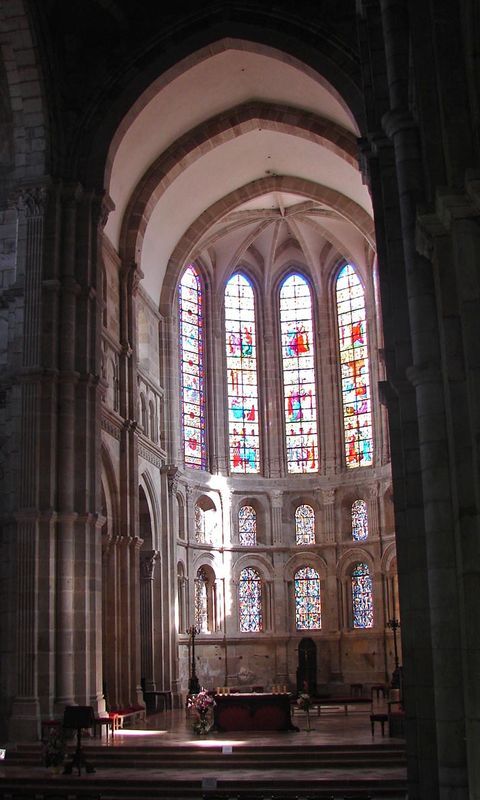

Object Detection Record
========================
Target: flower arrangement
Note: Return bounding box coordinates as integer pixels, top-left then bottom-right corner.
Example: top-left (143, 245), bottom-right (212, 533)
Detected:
top-left (297, 693), bottom-right (313, 711)
top-left (187, 690), bottom-right (216, 734)
top-left (42, 727), bottom-right (66, 769)
top-left (297, 693), bottom-right (314, 731)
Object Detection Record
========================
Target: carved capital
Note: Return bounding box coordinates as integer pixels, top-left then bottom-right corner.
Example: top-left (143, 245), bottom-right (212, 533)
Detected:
top-left (140, 549), bottom-right (159, 580)
top-left (165, 465), bottom-right (180, 497)
top-left (122, 261), bottom-right (144, 297)
top-left (321, 488), bottom-right (335, 505)
top-left (92, 192), bottom-right (115, 229)
top-left (15, 186), bottom-right (48, 217)
top-left (271, 490), bottom-right (283, 508)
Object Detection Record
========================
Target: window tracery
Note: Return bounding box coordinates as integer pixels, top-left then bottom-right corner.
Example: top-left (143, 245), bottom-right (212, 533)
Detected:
top-left (294, 566), bottom-right (321, 630)
top-left (179, 265), bottom-right (207, 469)
top-left (239, 505), bottom-right (257, 546)
top-left (280, 274), bottom-right (318, 473)
top-left (336, 265), bottom-right (373, 468)
top-left (225, 273), bottom-right (259, 474)
top-left (295, 504), bottom-right (315, 545)
top-left (351, 562), bottom-right (373, 628)
top-left (238, 566), bottom-right (263, 632)
top-left (352, 499), bottom-right (368, 540)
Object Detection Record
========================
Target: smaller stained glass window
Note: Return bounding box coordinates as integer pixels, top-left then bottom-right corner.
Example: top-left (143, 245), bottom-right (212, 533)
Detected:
top-left (194, 568), bottom-right (208, 632)
top-left (239, 567), bottom-right (263, 632)
top-left (352, 500), bottom-right (368, 541)
top-left (295, 504), bottom-right (315, 545)
top-left (239, 505), bottom-right (257, 546)
top-left (351, 562), bottom-right (373, 628)
top-left (295, 567), bottom-right (321, 630)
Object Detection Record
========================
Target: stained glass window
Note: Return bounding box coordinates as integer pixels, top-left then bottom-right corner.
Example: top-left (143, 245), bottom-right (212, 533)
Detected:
top-left (280, 274), bottom-right (319, 473)
top-left (295, 504), bottom-right (315, 545)
top-left (294, 567), bottom-right (321, 630)
top-left (194, 568), bottom-right (208, 632)
top-left (351, 562), bottom-right (373, 628)
top-left (194, 504), bottom-right (215, 544)
top-left (239, 505), bottom-right (257, 546)
top-left (352, 499), bottom-right (368, 541)
top-left (239, 567), bottom-right (263, 632)
top-left (225, 273), bottom-right (259, 473)
top-left (336, 265), bottom-right (373, 468)
top-left (179, 265), bottom-right (206, 469)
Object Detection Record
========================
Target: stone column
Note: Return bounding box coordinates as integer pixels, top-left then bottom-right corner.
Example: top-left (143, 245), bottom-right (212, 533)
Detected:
top-left (321, 489), bottom-right (335, 543)
top-left (129, 537), bottom-right (144, 706)
top-left (140, 550), bottom-right (160, 693)
top-left (271, 490), bottom-right (283, 545)
top-left (10, 186), bottom-right (48, 738)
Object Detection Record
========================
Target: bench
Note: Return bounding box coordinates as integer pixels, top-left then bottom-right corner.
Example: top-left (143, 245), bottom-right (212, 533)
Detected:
top-left (108, 705), bottom-right (146, 730)
top-left (312, 696), bottom-right (372, 715)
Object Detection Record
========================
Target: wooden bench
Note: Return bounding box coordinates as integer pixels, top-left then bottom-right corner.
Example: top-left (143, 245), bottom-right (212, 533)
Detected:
top-left (313, 696), bottom-right (372, 715)
top-left (108, 705), bottom-right (146, 730)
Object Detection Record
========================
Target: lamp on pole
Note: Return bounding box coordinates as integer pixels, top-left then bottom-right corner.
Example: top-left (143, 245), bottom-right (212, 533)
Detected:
top-left (187, 624), bottom-right (200, 695)
top-left (386, 617), bottom-right (401, 688)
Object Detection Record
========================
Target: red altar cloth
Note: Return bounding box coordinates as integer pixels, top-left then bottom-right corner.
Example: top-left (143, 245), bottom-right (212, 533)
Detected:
top-left (213, 692), bottom-right (298, 732)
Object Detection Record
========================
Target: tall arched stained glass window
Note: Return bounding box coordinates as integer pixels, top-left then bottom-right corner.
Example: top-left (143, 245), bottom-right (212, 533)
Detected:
top-left (238, 567), bottom-right (263, 632)
top-left (351, 562), bottom-right (373, 628)
top-left (225, 273), bottom-right (259, 473)
top-left (295, 504), bottom-right (315, 545)
top-left (179, 265), bottom-right (206, 469)
top-left (280, 274), bottom-right (318, 473)
top-left (295, 567), bottom-right (321, 630)
top-left (239, 505), bottom-right (257, 546)
top-left (336, 265), bottom-right (373, 468)
top-left (352, 499), bottom-right (368, 541)
top-left (194, 568), bottom-right (208, 632)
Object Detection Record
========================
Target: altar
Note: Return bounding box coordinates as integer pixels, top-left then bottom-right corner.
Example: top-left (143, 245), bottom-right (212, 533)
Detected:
top-left (213, 692), bottom-right (298, 732)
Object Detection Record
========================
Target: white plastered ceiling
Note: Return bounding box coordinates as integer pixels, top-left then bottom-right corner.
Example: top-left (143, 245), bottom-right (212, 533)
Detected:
top-left (104, 43), bottom-right (374, 305)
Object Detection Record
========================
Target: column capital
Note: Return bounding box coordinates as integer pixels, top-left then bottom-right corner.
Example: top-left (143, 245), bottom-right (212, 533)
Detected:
top-left (15, 185), bottom-right (49, 217)
top-left (121, 261), bottom-right (144, 297)
top-left (140, 550), bottom-right (160, 580)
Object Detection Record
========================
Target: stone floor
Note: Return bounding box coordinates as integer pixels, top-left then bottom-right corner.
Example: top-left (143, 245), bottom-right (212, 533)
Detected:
top-left (0, 702), bottom-right (407, 798)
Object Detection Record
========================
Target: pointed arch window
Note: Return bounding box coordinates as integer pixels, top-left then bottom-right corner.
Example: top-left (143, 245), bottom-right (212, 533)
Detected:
top-left (239, 505), bottom-right (257, 546)
top-left (238, 567), bottom-right (263, 632)
top-left (280, 274), bottom-right (318, 473)
top-left (336, 265), bottom-right (373, 468)
top-left (352, 499), bottom-right (368, 540)
top-left (194, 567), bottom-right (209, 632)
top-left (295, 504), bottom-right (315, 545)
top-left (351, 562), bottom-right (373, 628)
top-left (225, 273), bottom-right (259, 473)
top-left (294, 566), bottom-right (322, 630)
top-left (179, 265), bottom-right (207, 469)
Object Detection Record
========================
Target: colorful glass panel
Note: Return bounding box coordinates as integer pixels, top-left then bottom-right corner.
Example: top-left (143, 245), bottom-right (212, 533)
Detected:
top-left (352, 499), bottom-right (368, 541)
top-left (351, 562), bottom-right (373, 628)
top-left (194, 568), bottom-right (208, 632)
top-left (239, 505), bottom-right (257, 546)
top-left (280, 274), bottom-right (318, 473)
top-left (225, 273), bottom-right (259, 473)
top-left (336, 265), bottom-right (373, 468)
top-left (295, 566), bottom-right (322, 630)
top-left (239, 567), bottom-right (263, 632)
top-left (295, 504), bottom-right (315, 545)
top-left (179, 266), bottom-right (206, 469)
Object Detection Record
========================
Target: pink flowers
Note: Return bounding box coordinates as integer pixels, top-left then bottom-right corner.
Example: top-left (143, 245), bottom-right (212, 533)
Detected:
top-left (188, 690), bottom-right (215, 714)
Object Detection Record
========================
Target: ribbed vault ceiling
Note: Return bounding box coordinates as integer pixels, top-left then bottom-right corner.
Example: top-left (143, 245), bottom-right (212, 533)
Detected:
top-left (103, 42), bottom-right (374, 304)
